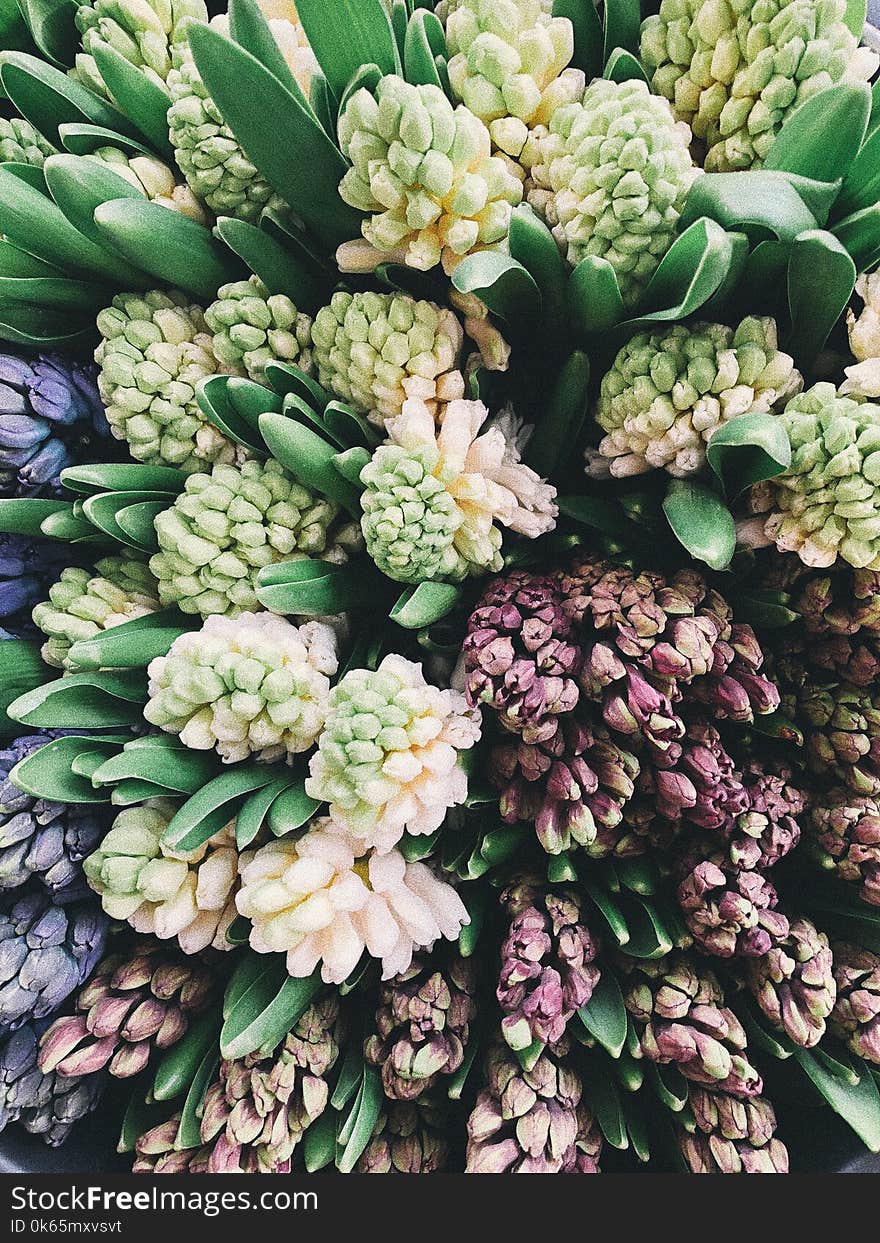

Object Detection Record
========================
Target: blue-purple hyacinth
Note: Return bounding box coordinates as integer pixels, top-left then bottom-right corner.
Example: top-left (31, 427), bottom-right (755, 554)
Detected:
top-left (0, 736), bottom-right (107, 898)
top-left (0, 1019), bottom-right (105, 1147)
top-left (0, 354), bottom-right (108, 497)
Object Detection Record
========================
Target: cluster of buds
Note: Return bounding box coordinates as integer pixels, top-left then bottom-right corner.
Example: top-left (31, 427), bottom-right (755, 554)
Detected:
top-left (205, 277), bottom-right (313, 385)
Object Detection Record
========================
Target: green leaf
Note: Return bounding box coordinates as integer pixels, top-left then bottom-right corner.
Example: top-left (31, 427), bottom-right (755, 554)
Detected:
top-left (844, 0), bottom-right (868, 37)
top-left (403, 9), bottom-right (444, 89)
top-left (336, 1066), bottom-right (383, 1173)
top-left (118, 1091), bottom-right (176, 1155)
top-left (764, 83), bottom-right (870, 183)
top-left (833, 201), bottom-right (880, 272)
top-left (553, 0), bottom-right (603, 77)
top-left (525, 349), bottom-right (588, 477)
top-left (680, 171), bottom-right (818, 243)
top-left (389, 581), bottom-right (461, 629)
top-left (174, 1045), bottom-right (219, 1151)
top-left (115, 500), bottom-right (164, 550)
top-left (626, 217), bottom-right (736, 328)
top-left (786, 230), bottom-right (856, 371)
top-left (733, 588), bottom-right (799, 630)
top-left (451, 250), bottom-right (541, 327)
top-left (91, 737), bottom-right (217, 796)
top-left (9, 733), bottom-right (125, 803)
top-left (508, 203), bottom-right (567, 336)
top-left (80, 490), bottom-right (169, 550)
top-left (163, 767), bottom-right (275, 853)
top-left (603, 0), bottom-right (641, 61)
top-left (663, 479), bottom-right (735, 571)
top-left (603, 48), bottom-right (648, 85)
top-left (15, 0), bottom-right (77, 67)
top-left (331, 1038), bottom-right (364, 1111)
top-left (302, 1108), bottom-right (338, 1172)
top-left (152, 1007), bottom-right (218, 1102)
top-left (267, 780), bottom-right (321, 837)
top-left (256, 559), bottom-right (380, 616)
top-left (40, 506), bottom-right (105, 544)
top-left (293, 0), bottom-right (397, 98)
top-left (66, 609), bottom-right (193, 670)
top-left (90, 39), bottom-right (175, 161)
top-left (43, 152), bottom-right (145, 252)
top-left (93, 198), bottom-right (243, 300)
top-left (582, 1062), bottom-right (627, 1149)
top-left (259, 411), bottom-right (363, 512)
top-left (794, 1048), bottom-right (880, 1151)
top-left (647, 1062), bottom-right (689, 1112)
top-left (837, 124), bottom-right (880, 217)
top-left (582, 875), bottom-right (629, 947)
top-left (567, 255), bottom-right (625, 336)
top-left (0, 639), bottom-right (53, 736)
top-left (706, 412), bottom-right (791, 499)
top-left (0, 51), bottom-right (137, 148)
top-left (236, 778), bottom-right (291, 848)
top-left (189, 23), bottom-right (360, 250)
top-left (620, 896), bottom-right (674, 959)
top-left (577, 972), bottom-right (627, 1059)
top-left (61, 462), bottom-right (185, 496)
top-left (213, 216), bottom-right (326, 313)
top-left (228, 0), bottom-right (312, 109)
top-left (8, 669), bottom-right (147, 729)
top-left (0, 274), bottom-right (105, 315)
top-left (196, 374), bottom-right (274, 455)
top-left (223, 952), bottom-right (265, 1020)
top-left (0, 496), bottom-right (68, 536)
top-left (220, 962), bottom-right (321, 1060)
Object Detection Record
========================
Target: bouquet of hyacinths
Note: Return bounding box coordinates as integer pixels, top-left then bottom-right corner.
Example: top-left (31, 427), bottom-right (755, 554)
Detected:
top-left (2, 0), bottom-right (880, 1178)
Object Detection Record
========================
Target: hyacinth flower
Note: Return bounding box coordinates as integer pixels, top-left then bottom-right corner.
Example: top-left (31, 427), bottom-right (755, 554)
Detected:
top-left (0, 535), bottom-right (70, 635)
top-left (0, 354), bottom-right (107, 496)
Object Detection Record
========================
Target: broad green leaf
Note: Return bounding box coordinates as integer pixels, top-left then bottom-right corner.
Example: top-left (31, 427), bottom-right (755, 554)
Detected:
top-left (236, 778), bottom-right (291, 848)
top-left (0, 51), bottom-right (137, 147)
top-left (43, 152), bottom-right (144, 252)
top-left (0, 496), bottom-right (68, 535)
top-left (525, 349), bottom-right (588, 477)
top-left (838, 124), bottom-right (880, 217)
top-left (603, 0), bottom-right (641, 61)
top-left (0, 240), bottom-right (61, 278)
top-left (794, 1049), bottom-right (880, 1151)
top-left (8, 668), bottom-right (147, 729)
top-left (220, 964), bottom-right (321, 1060)
top-left (547, 852), bottom-right (578, 884)
top-left (557, 494), bottom-right (645, 546)
top-left (9, 733), bottom-right (125, 803)
top-left (118, 1092), bottom-right (176, 1155)
top-left (223, 951), bottom-right (266, 1020)
top-left (567, 255), bottom-right (625, 336)
top-left (163, 767), bottom-right (275, 853)
top-left (663, 479), bottom-right (736, 571)
top-left (0, 639), bottom-right (53, 736)
top-left (259, 411), bottom-right (363, 512)
top-left (844, 0), bottom-right (868, 36)
top-left (66, 609), bottom-right (192, 670)
top-left (577, 971), bottom-right (627, 1059)
top-left (582, 1062), bottom-right (627, 1149)
top-left (508, 203), bottom-right (567, 338)
top-left (336, 1066), bottom-right (383, 1173)
top-left (786, 230), bottom-right (856, 370)
top-left (680, 171), bottom-right (818, 243)
top-left (90, 39), bottom-right (175, 161)
top-left (734, 588), bottom-right (799, 630)
top-left (93, 198), bottom-right (243, 300)
top-left (174, 1046), bottom-right (220, 1151)
top-left (61, 462), bottom-right (185, 496)
top-left (81, 490), bottom-right (170, 549)
top-left (582, 874), bottom-right (629, 947)
top-left (0, 274), bottom-right (105, 314)
top-left (152, 1007), bottom-right (218, 1102)
top-left (293, 0), bottom-right (397, 98)
top-left (553, 0), bottom-right (602, 75)
top-left (0, 164), bottom-right (142, 285)
top-left (603, 48), bottom-right (648, 85)
top-left (619, 896), bottom-right (674, 959)
top-left (451, 250), bottom-right (541, 326)
top-left (264, 359), bottom-right (332, 408)
top-left (647, 1062), bottom-right (689, 1112)
top-left (114, 500), bottom-right (164, 550)
top-left (39, 506), bottom-right (105, 543)
top-left (625, 217), bottom-right (735, 328)
top-left (389, 581), bottom-right (461, 629)
top-left (706, 412), bottom-right (791, 498)
top-left (764, 83), bottom-right (870, 183)
top-left (14, 0), bottom-right (76, 67)
top-left (189, 23), bottom-right (360, 249)
top-left (58, 122), bottom-right (155, 160)
top-left (832, 201), bottom-right (880, 277)
top-left (256, 558), bottom-right (380, 616)
top-left (196, 374), bottom-right (274, 454)
top-left (302, 1109), bottom-right (338, 1173)
top-left (267, 780), bottom-right (320, 836)
top-left (403, 9), bottom-right (444, 88)
top-left (228, 0), bottom-right (312, 109)
top-left (213, 216), bottom-right (326, 312)
top-left (91, 738), bottom-right (217, 795)
top-left (331, 1039), bottom-right (365, 1111)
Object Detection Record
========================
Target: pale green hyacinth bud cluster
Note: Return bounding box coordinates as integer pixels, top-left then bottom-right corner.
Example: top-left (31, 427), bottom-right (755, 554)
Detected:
top-left (305, 653), bottom-right (482, 854)
top-left (590, 316), bottom-right (801, 478)
top-left (145, 611), bottom-right (338, 764)
top-left (166, 10), bottom-right (315, 221)
top-left (205, 276), bottom-right (313, 385)
top-left (337, 75), bottom-right (523, 274)
top-left (0, 118), bottom-right (55, 167)
top-left (640, 0), bottom-right (878, 172)
top-left (441, 0), bottom-right (585, 163)
top-left (84, 801), bottom-right (241, 954)
top-left (842, 271), bottom-right (880, 399)
top-left (32, 557), bottom-right (161, 670)
top-left (310, 291), bottom-right (465, 427)
top-left (74, 0), bottom-right (207, 98)
top-left (525, 77), bottom-right (700, 307)
top-left (87, 147), bottom-right (207, 223)
top-left (150, 457), bottom-right (351, 617)
top-left (764, 383), bottom-right (880, 570)
top-left (95, 289), bottom-right (245, 474)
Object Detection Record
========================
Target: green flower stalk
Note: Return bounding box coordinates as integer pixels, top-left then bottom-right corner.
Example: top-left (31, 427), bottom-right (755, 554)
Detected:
top-left (150, 457), bottom-right (352, 617)
top-left (305, 654), bottom-right (481, 851)
top-left (336, 75), bottom-right (523, 275)
top-left (74, 0), bottom-right (208, 98)
top-left (83, 801), bottom-right (240, 954)
top-left (32, 558), bottom-right (161, 670)
top-left (640, 0), bottom-right (878, 172)
top-left (205, 277), bottom-right (313, 385)
top-left (360, 398), bottom-right (557, 583)
top-left (167, 6), bottom-right (315, 221)
top-left (525, 77), bottom-right (699, 307)
top-left (441, 0), bottom-right (585, 164)
top-left (589, 317), bottom-right (800, 478)
top-left (145, 612), bottom-right (338, 763)
top-left (0, 118), bottom-right (55, 167)
top-left (95, 290), bottom-right (244, 473)
top-left (310, 291), bottom-right (465, 427)
top-left (764, 384), bottom-right (880, 570)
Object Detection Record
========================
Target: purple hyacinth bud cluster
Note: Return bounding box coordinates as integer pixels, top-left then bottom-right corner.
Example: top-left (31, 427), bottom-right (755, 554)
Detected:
top-left (496, 879), bottom-right (600, 1051)
top-left (0, 1020), bottom-right (105, 1147)
top-left (676, 1087), bottom-right (789, 1173)
top-left (0, 534), bottom-right (70, 635)
top-left (0, 354), bottom-right (108, 497)
top-left (746, 918), bottom-right (836, 1048)
top-left (463, 552), bottom-right (779, 860)
top-left (0, 736), bottom-right (107, 898)
top-left (0, 890), bottom-right (108, 1033)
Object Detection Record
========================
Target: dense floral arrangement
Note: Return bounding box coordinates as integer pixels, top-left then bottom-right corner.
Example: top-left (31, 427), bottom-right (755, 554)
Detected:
top-left (1, 0), bottom-right (880, 1177)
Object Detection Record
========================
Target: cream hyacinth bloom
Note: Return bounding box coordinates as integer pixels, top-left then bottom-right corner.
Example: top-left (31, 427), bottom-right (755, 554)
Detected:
top-left (236, 820), bottom-right (469, 984)
top-left (83, 802), bottom-right (241, 954)
top-left (843, 272), bottom-right (880, 398)
top-left (144, 612), bottom-right (338, 764)
top-left (305, 654), bottom-right (481, 853)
